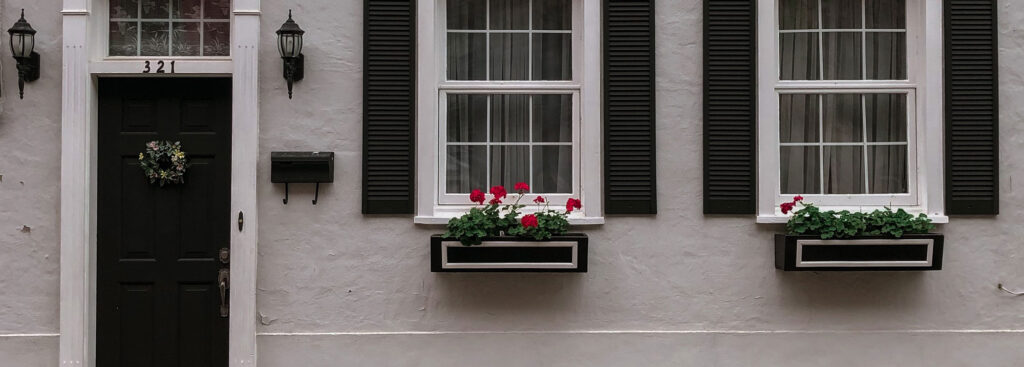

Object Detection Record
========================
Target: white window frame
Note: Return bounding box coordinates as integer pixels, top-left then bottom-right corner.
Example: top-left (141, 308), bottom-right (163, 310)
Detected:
top-left (415, 0), bottom-right (604, 224)
top-left (756, 0), bottom-right (948, 223)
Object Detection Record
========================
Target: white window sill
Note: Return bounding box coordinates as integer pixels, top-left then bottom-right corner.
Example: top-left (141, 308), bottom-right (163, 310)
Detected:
top-left (415, 215), bottom-right (605, 226)
top-left (757, 212), bottom-right (949, 224)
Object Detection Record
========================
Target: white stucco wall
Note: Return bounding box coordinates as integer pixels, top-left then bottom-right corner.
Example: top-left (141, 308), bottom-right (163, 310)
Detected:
top-left (2, 0), bottom-right (1024, 365)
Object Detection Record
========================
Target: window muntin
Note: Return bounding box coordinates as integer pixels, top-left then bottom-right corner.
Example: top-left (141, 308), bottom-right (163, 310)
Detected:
top-left (779, 0), bottom-right (906, 81)
top-left (446, 0), bottom-right (573, 81)
top-left (109, 0), bottom-right (231, 57)
top-left (774, 0), bottom-right (915, 206)
top-left (779, 92), bottom-right (911, 195)
top-left (439, 0), bottom-right (580, 204)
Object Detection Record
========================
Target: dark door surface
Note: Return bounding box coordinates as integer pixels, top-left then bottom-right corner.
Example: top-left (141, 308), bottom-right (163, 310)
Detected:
top-left (97, 78), bottom-right (231, 367)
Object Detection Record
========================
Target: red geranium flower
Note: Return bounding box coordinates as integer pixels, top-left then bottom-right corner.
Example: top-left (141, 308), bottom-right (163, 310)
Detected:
top-left (469, 189), bottom-right (486, 205)
top-left (521, 214), bottom-right (539, 228)
top-left (533, 196), bottom-right (546, 204)
top-left (489, 197), bottom-right (503, 205)
top-left (514, 182), bottom-right (530, 192)
top-left (793, 195), bottom-right (804, 202)
top-left (490, 185), bottom-right (507, 200)
top-left (780, 201), bottom-right (795, 214)
top-left (566, 198), bottom-right (582, 213)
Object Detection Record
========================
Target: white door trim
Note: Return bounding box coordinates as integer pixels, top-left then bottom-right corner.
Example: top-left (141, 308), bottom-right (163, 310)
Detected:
top-left (58, 1), bottom-right (261, 366)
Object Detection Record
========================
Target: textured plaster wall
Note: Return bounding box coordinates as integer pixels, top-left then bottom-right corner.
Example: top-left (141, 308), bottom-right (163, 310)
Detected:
top-left (0, 0), bottom-right (1022, 365)
top-left (256, 0), bottom-right (1024, 335)
top-left (0, 0), bottom-right (64, 339)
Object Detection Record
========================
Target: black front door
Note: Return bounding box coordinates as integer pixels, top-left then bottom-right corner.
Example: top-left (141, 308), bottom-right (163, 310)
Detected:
top-left (97, 78), bottom-right (231, 367)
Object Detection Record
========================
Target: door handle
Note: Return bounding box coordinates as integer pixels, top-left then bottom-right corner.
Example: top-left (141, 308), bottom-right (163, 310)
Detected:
top-left (218, 268), bottom-right (230, 317)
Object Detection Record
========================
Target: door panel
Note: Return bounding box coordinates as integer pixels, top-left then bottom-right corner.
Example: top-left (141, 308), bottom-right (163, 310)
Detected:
top-left (98, 78), bottom-right (231, 367)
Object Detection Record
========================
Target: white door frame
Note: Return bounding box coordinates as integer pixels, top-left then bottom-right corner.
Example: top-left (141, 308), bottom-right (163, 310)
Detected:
top-left (58, 1), bottom-right (261, 366)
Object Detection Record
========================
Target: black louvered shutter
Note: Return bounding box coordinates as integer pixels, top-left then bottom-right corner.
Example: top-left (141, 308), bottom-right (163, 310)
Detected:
top-left (702, 0), bottom-right (757, 214)
top-left (604, 0), bottom-right (658, 215)
top-left (945, 0), bottom-right (1000, 215)
top-left (363, 0), bottom-right (416, 214)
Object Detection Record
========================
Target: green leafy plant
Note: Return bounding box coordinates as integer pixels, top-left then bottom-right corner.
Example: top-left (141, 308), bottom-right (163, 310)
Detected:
top-left (443, 183), bottom-right (581, 246)
top-left (782, 196), bottom-right (934, 239)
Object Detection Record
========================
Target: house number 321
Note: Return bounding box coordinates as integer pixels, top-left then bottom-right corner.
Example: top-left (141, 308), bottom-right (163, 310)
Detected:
top-left (142, 60), bottom-right (175, 74)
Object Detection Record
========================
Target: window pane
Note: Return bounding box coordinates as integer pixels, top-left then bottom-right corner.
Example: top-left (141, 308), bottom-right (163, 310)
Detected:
top-left (532, 33), bottom-right (572, 80)
top-left (821, 0), bottom-right (861, 29)
top-left (491, 146), bottom-right (530, 189)
top-left (822, 32), bottom-right (862, 80)
top-left (866, 0), bottom-right (905, 29)
top-left (779, 0), bottom-right (818, 30)
top-left (780, 94), bottom-right (820, 143)
top-left (490, 0), bottom-right (529, 30)
top-left (534, 0), bottom-right (572, 30)
top-left (110, 0), bottom-right (140, 18)
top-left (824, 146), bottom-right (865, 194)
top-left (203, 0), bottom-right (231, 19)
top-left (868, 146), bottom-right (908, 193)
top-left (490, 33), bottom-right (529, 80)
top-left (491, 95), bottom-right (530, 142)
top-left (865, 94), bottom-right (907, 142)
top-left (822, 94), bottom-right (862, 142)
top-left (447, 0), bottom-right (487, 29)
top-left (140, 22), bottom-right (170, 56)
top-left (533, 146), bottom-right (573, 193)
top-left (142, 0), bottom-right (170, 18)
top-left (866, 33), bottom-right (906, 80)
top-left (109, 22), bottom-right (139, 56)
top-left (447, 94), bottom-right (488, 142)
top-left (533, 94), bottom-right (572, 142)
top-left (781, 146), bottom-right (821, 194)
top-left (173, 0), bottom-right (202, 19)
top-left (447, 146), bottom-right (488, 193)
top-left (447, 33), bottom-right (487, 80)
top-left (171, 22), bottom-right (200, 56)
top-left (780, 33), bottom-right (819, 80)
top-left (203, 22), bottom-right (231, 56)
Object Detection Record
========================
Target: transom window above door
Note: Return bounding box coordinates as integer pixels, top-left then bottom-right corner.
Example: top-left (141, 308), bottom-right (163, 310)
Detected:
top-left (438, 0), bottom-right (581, 205)
top-left (108, 0), bottom-right (231, 57)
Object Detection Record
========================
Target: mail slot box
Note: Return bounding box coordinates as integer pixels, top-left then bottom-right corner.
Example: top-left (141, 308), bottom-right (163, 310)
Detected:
top-left (271, 152), bottom-right (335, 183)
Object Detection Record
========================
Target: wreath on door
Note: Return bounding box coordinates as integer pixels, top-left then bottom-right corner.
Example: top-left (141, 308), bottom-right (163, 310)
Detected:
top-left (138, 141), bottom-right (189, 186)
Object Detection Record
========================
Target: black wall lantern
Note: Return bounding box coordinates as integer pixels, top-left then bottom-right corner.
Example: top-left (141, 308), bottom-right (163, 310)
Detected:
top-left (7, 9), bottom-right (39, 99)
top-left (276, 10), bottom-right (304, 99)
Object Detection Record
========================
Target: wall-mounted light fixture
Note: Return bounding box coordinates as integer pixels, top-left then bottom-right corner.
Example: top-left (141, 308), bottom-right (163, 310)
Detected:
top-left (7, 9), bottom-right (39, 100)
top-left (276, 10), bottom-right (305, 99)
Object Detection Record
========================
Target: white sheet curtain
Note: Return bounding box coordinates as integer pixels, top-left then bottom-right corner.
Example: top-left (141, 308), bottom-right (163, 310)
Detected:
top-left (778, 0), bottom-right (907, 195)
top-left (445, 0), bottom-right (573, 194)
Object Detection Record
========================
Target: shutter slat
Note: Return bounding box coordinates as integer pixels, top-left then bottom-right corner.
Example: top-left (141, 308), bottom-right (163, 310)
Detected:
top-left (945, 0), bottom-right (999, 215)
top-left (703, 0), bottom-right (756, 214)
top-left (363, 0), bottom-right (416, 214)
top-left (604, 0), bottom-right (658, 215)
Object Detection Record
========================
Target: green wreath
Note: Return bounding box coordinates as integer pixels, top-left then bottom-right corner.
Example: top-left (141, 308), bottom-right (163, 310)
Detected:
top-left (138, 140), bottom-right (189, 186)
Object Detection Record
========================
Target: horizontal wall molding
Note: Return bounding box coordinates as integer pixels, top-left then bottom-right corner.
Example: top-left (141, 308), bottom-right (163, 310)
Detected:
top-left (0, 334), bottom-right (60, 338)
top-left (256, 329), bottom-right (1024, 337)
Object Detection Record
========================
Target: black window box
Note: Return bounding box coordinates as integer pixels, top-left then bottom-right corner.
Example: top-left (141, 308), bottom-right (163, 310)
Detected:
top-left (775, 234), bottom-right (944, 271)
top-left (431, 234), bottom-right (588, 272)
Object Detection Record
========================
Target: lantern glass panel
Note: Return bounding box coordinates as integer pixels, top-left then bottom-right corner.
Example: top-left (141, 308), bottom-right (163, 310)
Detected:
top-left (10, 33), bottom-right (33, 58)
top-left (279, 34), bottom-right (302, 58)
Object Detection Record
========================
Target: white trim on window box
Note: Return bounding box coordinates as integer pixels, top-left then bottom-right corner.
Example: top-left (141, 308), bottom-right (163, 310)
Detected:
top-left (755, 0), bottom-right (945, 222)
top-left (416, 0), bottom-right (603, 223)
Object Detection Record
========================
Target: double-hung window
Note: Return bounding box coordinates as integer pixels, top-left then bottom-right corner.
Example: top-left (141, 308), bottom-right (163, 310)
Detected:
top-left (417, 0), bottom-right (602, 222)
top-left (758, 0), bottom-right (944, 219)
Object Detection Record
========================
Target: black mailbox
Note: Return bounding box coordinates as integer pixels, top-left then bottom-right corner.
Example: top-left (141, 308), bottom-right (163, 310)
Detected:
top-left (271, 151), bottom-right (334, 204)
